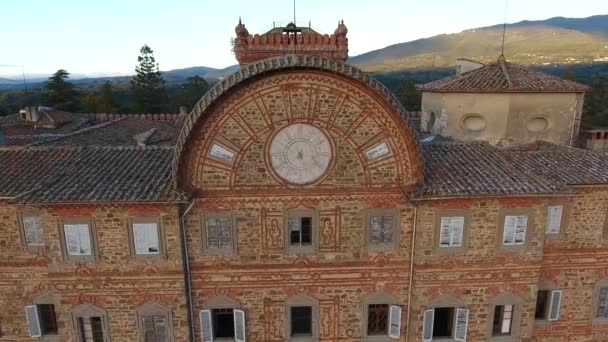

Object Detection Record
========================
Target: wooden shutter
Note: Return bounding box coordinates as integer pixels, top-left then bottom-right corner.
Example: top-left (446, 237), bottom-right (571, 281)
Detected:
top-left (454, 308), bottom-right (469, 342)
top-left (142, 315), bottom-right (156, 341)
top-left (546, 206), bottom-right (563, 234)
top-left (370, 216), bottom-right (383, 245)
top-left (200, 310), bottom-right (213, 342)
top-left (422, 309), bottom-right (434, 342)
top-left (599, 288), bottom-right (608, 317)
top-left (64, 223), bottom-right (92, 255)
top-left (388, 305), bottom-right (401, 339)
top-left (548, 290), bottom-right (561, 321)
top-left (233, 309), bottom-right (246, 342)
top-left (503, 216), bottom-right (516, 245)
top-left (450, 217), bottom-right (464, 246)
top-left (23, 215), bottom-right (44, 246)
top-left (514, 215), bottom-right (527, 244)
top-left (206, 218), bottom-right (220, 249)
top-left (155, 315), bottom-right (168, 341)
top-left (25, 305), bottom-right (41, 337)
top-left (382, 216), bottom-right (395, 245)
top-left (133, 223), bottom-right (160, 255)
top-left (218, 217), bottom-right (232, 248)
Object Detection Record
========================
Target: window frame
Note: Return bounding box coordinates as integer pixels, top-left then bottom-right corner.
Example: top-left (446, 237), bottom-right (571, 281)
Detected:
top-left (201, 212), bottom-right (237, 256)
top-left (71, 303), bottom-right (110, 342)
top-left (497, 209), bottom-right (533, 251)
top-left (58, 218), bottom-right (98, 262)
top-left (128, 217), bottom-right (166, 259)
top-left (423, 295), bottom-right (467, 342)
top-left (434, 210), bottom-right (470, 253)
top-left (534, 280), bottom-right (561, 324)
top-left (545, 201), bottom-right (567, 238)
top-left (136, 302), bottom-right (174, 342)
top-left (285, 294), bottom-right (319, 342)
top-left (18, 211), bottom-right (46, 250)
top-left (361, 292), bottom-right (398, 342)
top-left (365, 208), bottom-right (400, 252)
top-left (487, 293), bottom-right (523, 342)
top-left (284, 209), bottom-right (318, 254)
top-left (29, 293), bottom-right (59, 341)
top-left (592, 277), bottom-right (608, 323)
top-left (202, 295), bottom-right (242, 341)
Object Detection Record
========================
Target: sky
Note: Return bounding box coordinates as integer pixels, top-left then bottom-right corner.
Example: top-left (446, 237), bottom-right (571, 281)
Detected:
top-left (0, 0), bottom-right (606, 77)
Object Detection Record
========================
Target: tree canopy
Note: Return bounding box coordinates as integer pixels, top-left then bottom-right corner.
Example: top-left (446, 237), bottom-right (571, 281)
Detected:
top-left (45, 69), bottom-right (80, 111)
top-left (130, 44), bottom-right (168, 113)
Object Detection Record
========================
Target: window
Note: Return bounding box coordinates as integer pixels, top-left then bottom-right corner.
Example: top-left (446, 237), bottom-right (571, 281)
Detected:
top-left (366, 209), bottom-right (399, 251)
top-left (597, 288), bottom-right (608, 319)
top-left (137, 302), bottom-right (173, 342)
top-left (72, 304), bottom-right (109, 342)
top-left (285, 294), bottom-right (319, 341)
top-left (422, 295), bottom-right (468, 342)
top-left (25, 304), bottom-right (58, 338)
top-left (545, 205), bottom-right (564, 235)
top-left (285, 209), bottom-right (317, 253)
top-left (291, 306), bottom-right (312, 336)
top-left (200, 296), bottom-right (245, 342)
top-left (439, 216), bottom-right (464, 248)
top-left (492, 305), bottom-right (513, 336)
top-left (534, 288), bottom-right (562, 322)
top-left (59, 219), bottom-right (97, 261)
top-left (129, 218), bottom-right (164, 258)
top-left (487, 293), bottom-right (523, 340)
top-left (202, 213), bottom-right (236, 255)
top-left (498, 210), bottom-right (531, 249)
top-left (362, 292), bottom-right (401, 341)
top-left (19, 213), bottom-right (45, 248)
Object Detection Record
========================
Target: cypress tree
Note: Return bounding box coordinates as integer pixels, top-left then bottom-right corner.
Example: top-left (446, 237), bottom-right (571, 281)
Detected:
top-left (45, 69), bottom-right (80, 111)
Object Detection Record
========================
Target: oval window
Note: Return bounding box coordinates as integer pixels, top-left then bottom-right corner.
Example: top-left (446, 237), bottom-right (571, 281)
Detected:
top-left (461, 114), bottom-right (486, 132)
top-left (527, 116), bottom-right (549, 133)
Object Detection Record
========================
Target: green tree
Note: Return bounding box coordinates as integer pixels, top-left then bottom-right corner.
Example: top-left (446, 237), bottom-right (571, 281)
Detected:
top-left (44, 69), bottom-right (80, 111)
top-left (100, 81), bottom-right (116, 110)
top-left (585, 74), bottom-right (608, 127)
top-left (130, 44), bottom-right (168, 113)
top-left (562, 68), bottom-right (577, 82)
top-left (396, 80), bottom-right (421, 111)
top-left (178, 76), bottom-right (210, 110)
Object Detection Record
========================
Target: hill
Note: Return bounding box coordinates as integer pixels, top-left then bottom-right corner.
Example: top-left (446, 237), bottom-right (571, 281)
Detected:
top-left (349, 15), bottom-right (608, 72)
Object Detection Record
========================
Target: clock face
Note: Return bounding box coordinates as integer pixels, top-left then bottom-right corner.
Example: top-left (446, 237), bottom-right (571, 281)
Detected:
top-left (269, 123), bottom-right (332, 184)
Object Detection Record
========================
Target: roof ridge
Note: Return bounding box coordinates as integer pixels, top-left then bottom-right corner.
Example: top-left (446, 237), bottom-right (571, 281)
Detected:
top-left (0, 144), bottom-right (174, 151)
top-left (499, 58), bottom-right (513, 88)
top-left (27, 117), bottom-right (126, 146)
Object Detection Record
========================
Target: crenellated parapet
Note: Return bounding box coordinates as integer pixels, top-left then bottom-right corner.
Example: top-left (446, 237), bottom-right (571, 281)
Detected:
top-left (233, 19), bottom-right (348, 64)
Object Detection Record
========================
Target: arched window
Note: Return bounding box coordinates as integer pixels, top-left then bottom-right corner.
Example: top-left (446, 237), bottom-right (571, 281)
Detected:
top-left (285, 294), bottom-right (319, 341)
top-left (422, 295), bottom-right (469, 342)
top-left (199, 296), bottom-right (245, 342)
top-left (362, 292), bottom-right (402, 341)
top-left (71, 304), bottom-right (110, 342)
top-left (136, 302), bottom-right (174, 342)
top-left (487, 293), bottom-right (524, 341)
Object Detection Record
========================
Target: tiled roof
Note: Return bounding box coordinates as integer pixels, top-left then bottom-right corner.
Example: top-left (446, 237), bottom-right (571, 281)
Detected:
top-left (417, 141), bottom-right (561, 198)
top-left (0, 146), bottom-right (186, 204)
top-left (420, 57), bottom-right (590, 93)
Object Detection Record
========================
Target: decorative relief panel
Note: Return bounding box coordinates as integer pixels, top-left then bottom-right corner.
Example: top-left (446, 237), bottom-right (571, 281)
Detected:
top-left (319, 207), bottom-right (341, 252)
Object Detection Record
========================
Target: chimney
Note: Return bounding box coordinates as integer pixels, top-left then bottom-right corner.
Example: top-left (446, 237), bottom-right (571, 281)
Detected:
top-left (179, 106), bottom-right (188, 115)
top-left (30, 106), bottom-right (39, 122)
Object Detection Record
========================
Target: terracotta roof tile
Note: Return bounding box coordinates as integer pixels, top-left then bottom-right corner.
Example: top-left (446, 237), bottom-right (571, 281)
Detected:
top-left (421, 58), bottom-right (590, 93)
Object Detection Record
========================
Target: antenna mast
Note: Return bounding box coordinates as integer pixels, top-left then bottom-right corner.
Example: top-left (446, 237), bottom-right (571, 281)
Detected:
top-left (501, 0), bottom-right (508, 57)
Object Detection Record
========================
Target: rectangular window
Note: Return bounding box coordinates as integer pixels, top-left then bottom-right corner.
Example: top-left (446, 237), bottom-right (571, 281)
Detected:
top-left (21, 214), bottom-right (44, 247)
top-left (78, 317), bottom-right (104, 342)
top-left (132, 222), bottom-right (160, 255)
top-left (597, 288), bottom-right (608, 318)
top-left (503, 215), bottom-right (527, 246)
top-left (546, 205), bottom-right (563, 234)
top-left (291, 306), bottom-right (312, 336)
top-left (25, 304), bottom-right (57, 337)
top-left (433, 307), bottom-right (454, 338)
top-left (142, 315), bottom-right (167, 342)
top-left (439, 216), bottom-right (464, 248)
top-left (206, 217), bottom-right (233, 249)
top-left (289, 216), bottom-right (312, 247)
top-left (64, 223), bottom-right (93, 256)
top-left (367, 304), bottom-right (389, 335)
top-left (212, 308), bottom-right (234, 338)
top-left (369, 215), bottom-right (395, 246)
top-left (492, 305), bottom-right (513, 336)
top-left (535, 290), bottom-right (550, 320)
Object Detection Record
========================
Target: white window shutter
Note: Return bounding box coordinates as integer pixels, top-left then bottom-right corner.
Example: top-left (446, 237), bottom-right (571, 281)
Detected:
top-left (388, 305), bottom-right (401, 339)
top-left (200, 309), bottom-right (213, 342)
top-left (546, 206), bottom-right (563, 234)
top-left (439, 217), bottom-right (452, 247)
top-left (25, 305), bottom-right (41, 337)
top-left (454, 308), bottom-right (469, 342)
top-left (514, 215), bottom-right (527, 244)
top-left (233, 309), bottom-right (246, 342)
top-left (503, 216), bottom-right (516, 245)
top-left (548, 290), bottom-right (562, 321)
top-left (451, 217), bottom-right (465, 247)
top-left (422, 308), bottom-right (434, 342)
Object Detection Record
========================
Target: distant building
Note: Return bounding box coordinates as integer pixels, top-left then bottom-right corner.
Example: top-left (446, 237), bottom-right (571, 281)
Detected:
top-left (420, 56), bottom-right (589, 147)
top-left (1, 19), bottom-right (608, 342)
